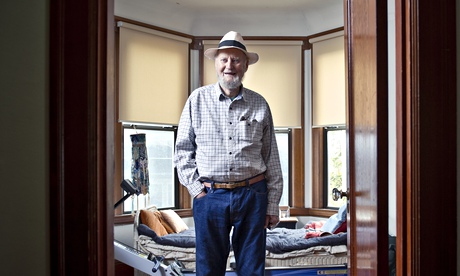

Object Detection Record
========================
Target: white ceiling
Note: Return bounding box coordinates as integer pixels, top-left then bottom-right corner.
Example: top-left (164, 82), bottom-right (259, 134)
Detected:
top-left (115, 0), bottom-right (344, 36)
top-left (154, 0), bottom-right (336, 13)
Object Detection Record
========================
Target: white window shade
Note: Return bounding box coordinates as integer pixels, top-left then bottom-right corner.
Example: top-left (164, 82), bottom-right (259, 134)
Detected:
top-left (310, 32), bottom-right (346, 127)
top-left (203, 40), bottom-right (303, 128)
top-left (118, 22), bottom-right (191, 125)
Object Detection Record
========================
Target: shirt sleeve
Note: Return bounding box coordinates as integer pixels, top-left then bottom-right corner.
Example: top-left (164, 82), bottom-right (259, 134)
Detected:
top-left (261, 106), bottom-right (284, 216)
top-left (173, 98), bottom-right (204, 198)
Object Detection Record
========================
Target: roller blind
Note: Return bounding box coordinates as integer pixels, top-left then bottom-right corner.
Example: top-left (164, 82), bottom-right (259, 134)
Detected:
top-left (310, 32), bottom-right (346, 127)
top-left (203, 40), bottom-right (303, 128)
top-left (118, 22), bottom-right (191, 125)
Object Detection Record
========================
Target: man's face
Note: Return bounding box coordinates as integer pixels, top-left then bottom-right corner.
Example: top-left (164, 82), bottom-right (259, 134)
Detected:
top-left (215, 48), bottom-right (248, 91)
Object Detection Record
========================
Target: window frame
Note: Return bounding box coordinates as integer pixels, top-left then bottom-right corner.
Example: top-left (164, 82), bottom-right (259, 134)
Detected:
top-left (275, 128), bottom-right (292, 207)
top-left (121, 124), bottom-right (179, 212)
top-left (286, 132), bottom-right (337, 218)
top-left (322, 126), bottom-right (347, 209)
top-left (114, 126), bottom-right (336, 224)
top-left (114, 123), bottom-right (192, 223)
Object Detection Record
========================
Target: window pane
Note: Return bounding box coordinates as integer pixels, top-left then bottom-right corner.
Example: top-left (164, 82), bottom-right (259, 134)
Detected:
top-left (325, 128), bottom-right (347, 208)
top-left (275, 131), bottom-right (290, 206)
top-left (123, 127), bottom-right (176, 212)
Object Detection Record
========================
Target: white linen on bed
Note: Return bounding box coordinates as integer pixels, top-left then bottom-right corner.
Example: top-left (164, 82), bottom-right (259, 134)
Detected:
top-left (137, 234), bottom-right (235, 270)
top-left (265, 244), bottom-right (347, 267)
top-left (137, 234), bottom-right (347, 270)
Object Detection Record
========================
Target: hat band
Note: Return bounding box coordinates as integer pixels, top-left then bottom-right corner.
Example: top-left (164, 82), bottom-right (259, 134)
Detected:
top-left (219, 40), bottom-right (247, 51)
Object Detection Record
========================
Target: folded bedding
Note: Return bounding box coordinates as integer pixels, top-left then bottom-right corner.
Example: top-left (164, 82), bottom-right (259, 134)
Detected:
top-left (137, 224), bottom-right (347, 254)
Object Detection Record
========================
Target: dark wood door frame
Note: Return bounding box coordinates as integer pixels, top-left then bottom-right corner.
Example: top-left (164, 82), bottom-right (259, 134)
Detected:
top-left (49, 0), bottom-right (115, 275)
top-left (396, 0), bottom-right (457, 275)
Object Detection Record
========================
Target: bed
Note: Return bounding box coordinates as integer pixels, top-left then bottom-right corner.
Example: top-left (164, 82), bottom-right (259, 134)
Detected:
top-left (133, 205), bottom-right (348, 274)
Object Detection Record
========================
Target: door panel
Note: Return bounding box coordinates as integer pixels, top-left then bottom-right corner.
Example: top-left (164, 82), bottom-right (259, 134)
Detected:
top-left (345, 0), bottom-right (389, 274)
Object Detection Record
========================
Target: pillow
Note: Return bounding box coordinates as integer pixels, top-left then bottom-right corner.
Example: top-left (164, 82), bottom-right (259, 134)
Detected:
top-left (139, 210), bottom-right (168, 237)
top-left (157, 213), bottom-right (175, 234)
top-left (320, 203), bottom-right (347, 234)
top-left (160, 209), bottom-right (189, 233)
top-left (333, 220), bottom-right (347, 234)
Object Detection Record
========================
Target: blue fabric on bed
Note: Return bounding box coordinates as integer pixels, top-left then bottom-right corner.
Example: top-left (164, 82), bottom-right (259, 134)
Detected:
top-left (137, 224), bottom-right (196, 248)
top-left (138, 224), bottom-right (347, 253)
top-left (265, 228), bottom-right (347, 254)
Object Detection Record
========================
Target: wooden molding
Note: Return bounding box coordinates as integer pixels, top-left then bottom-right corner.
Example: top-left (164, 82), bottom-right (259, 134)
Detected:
top-left (291, 128), bottom-right (305, 208)
top-left (311, 128), bottom-right (324, 208)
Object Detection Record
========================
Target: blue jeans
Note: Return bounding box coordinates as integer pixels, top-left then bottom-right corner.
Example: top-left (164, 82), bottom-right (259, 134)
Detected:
top-left (193, 180), bottom-right (268, 276)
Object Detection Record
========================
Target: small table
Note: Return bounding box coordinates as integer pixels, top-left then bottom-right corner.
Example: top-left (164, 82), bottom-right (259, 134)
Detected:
top-left (277, 217), bottom-right (298, 229)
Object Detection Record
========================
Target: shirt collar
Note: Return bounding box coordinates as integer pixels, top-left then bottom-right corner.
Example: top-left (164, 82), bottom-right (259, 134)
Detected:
top-left (214, 82), bottom-right (245, 101)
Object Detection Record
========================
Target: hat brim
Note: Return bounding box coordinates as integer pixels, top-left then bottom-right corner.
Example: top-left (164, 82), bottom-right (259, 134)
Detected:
top-left (204, 46), bottom-right (259, 65)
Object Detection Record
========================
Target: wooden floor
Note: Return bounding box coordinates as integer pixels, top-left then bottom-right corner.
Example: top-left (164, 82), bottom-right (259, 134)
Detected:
top-left (115, 260), bottom-right (134, 276)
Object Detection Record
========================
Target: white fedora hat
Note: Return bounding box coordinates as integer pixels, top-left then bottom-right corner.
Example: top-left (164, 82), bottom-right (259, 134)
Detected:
top-left (204, 31), bottom-right (259, 65)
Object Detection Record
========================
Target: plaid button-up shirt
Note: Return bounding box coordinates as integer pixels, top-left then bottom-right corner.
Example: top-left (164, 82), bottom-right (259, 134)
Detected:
top-left (174, 83), bottom-right (283, 216)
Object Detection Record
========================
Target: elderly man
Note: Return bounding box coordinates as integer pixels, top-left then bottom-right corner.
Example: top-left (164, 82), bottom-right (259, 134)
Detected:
top-left (174, 31), bottom-right (283, 276)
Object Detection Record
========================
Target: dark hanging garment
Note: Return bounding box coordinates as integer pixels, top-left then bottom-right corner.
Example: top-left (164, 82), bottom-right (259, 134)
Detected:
top-left (131, 133), bottom-right (150, 195)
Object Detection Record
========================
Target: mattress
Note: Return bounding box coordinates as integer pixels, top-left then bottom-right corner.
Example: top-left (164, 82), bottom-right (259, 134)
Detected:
top-left (136, 234), bottom-right (347, 272)
top-left (265, 245), bottom-right (348, 267)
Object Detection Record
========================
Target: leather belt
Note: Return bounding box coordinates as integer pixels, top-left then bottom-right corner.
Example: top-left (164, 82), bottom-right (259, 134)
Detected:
top-left (203, 174), bottom-right (265, 189)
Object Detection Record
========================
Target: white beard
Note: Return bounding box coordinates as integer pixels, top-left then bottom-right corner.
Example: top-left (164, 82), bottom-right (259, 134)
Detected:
top-left (218, 74), bottom-right (242, 90)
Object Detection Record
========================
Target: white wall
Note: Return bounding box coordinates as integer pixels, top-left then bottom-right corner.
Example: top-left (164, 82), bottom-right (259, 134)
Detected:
top-left (0, 1), bottom-right (49, 275)
top-left (387, 0), bottom-right (397, 237)
top-left (115, 0), bottom-right (343, 36)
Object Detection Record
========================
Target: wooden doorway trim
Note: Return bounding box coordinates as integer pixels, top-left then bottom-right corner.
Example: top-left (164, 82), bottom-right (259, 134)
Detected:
top-left (396, 0), bottom-right (457, 275)
top-left (49, 0), bottom-right (115, 274)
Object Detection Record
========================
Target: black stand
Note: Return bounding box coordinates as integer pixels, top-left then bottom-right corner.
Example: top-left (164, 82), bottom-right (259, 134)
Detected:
top-left (114, 192), bottom-right (134, 209)
top-left (114, 179), bottom-right (140, 209)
